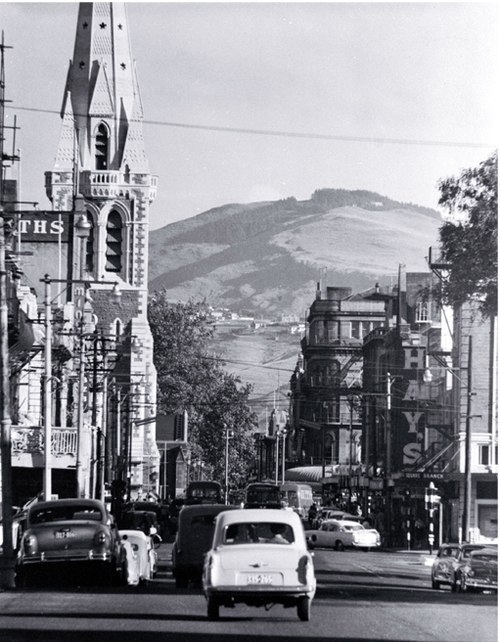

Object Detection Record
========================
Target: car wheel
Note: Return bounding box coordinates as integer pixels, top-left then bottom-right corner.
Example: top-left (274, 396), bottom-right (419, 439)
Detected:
top-left (335, 540), bottom-right (344, 551)
top-left (431, 578), bottom-right (440, 590)
top-left (207, 597), bottom-right (220, 620)
top-left (15, 569), bottom-right (26, 589)
top-left (297, 596), bottom-right (311, 622)
top-left (175, 573), bottom-right (189, 589)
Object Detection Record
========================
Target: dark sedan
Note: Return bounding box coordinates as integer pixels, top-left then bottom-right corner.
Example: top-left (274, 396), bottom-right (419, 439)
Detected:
top-left (15, 498), bottom-right (125, 587)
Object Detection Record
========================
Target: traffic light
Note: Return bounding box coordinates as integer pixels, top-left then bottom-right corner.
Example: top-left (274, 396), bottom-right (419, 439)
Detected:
top-left (424, 482), bottom-right (440, 512)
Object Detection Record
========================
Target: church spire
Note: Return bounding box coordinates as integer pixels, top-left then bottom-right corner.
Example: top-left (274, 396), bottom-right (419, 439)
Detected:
top-left (53, 2), bottom-right (148, 176)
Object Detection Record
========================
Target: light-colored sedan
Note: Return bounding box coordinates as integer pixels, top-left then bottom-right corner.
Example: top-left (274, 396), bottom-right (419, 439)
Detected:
top-left (305, 519), bottom-right (381, 551)
top-left (120, 529), bottom-right (161, 586)
top-left (202, 508), bottom-right (316, 621)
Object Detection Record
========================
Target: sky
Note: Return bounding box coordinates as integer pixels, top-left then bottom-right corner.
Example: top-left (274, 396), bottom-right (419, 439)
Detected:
top-left (0, 1), bottom-right (498, 230)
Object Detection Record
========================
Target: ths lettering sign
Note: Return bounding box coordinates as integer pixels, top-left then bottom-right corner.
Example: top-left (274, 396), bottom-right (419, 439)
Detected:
top-left (17, 212), bottom-right (70, 243)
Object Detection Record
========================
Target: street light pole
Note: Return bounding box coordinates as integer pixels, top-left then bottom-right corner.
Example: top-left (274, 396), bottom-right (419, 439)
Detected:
top-left (224, 425), bottom-right (232, 505)
top-left (43, 275), bottom-right (52, 501)
top-left (0, 215), bottom-right (14, 588)
top-left (462, 335), bottom-right (473, 542)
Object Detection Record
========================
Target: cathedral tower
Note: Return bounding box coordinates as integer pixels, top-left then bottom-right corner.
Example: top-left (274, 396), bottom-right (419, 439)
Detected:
top-left (45, 3), bottom-right (159, 500)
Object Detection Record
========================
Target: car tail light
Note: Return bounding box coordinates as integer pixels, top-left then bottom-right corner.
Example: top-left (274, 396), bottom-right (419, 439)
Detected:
top-left (24, 534), bottom-right (38, 555)
top-left (298, 555), bottom-right (310, 584)
top-left (94, 529), bottom-right (110, 547)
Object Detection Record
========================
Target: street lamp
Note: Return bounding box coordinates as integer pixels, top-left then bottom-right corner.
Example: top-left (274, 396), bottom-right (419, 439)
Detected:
top-left (224, 425), bottom-right (233, 505)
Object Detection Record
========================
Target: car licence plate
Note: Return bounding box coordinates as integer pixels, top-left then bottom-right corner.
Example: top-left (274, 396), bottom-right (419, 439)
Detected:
top-left (55, 530), bottom-right (75, 539)
top-left (247, 574), bottom-right (273, 585)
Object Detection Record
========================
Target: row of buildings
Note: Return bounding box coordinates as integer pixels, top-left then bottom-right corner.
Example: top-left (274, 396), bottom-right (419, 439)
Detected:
top-left (279, 267), bottom-right (497, 546)
top-left (0, 2), bottom-right (496, 553)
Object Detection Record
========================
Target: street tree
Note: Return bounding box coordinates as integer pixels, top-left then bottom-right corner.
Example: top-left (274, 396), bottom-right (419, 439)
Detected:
top-left (438, 150), bottom-right (497, 317)
top-left (148, 292), bottom-right (257, 486)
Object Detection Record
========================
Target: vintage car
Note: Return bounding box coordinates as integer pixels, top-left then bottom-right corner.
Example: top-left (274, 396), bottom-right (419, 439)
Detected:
top-left (172, 503), bottom-right (238, 588)
top-left (202, 508), bottom-right (316, 621)
top-left (431, 543), bottom-right (495, 590)
top-left (120, 529), bottom-right (161, 586)
top-left (15, 498), bottom-right (125, 587)
top-left (311, 507), bottom-right (364, 530)
top-left (430, 543), bottom-right (461, 589)
top-left (454, 548), bottom-right (498, 593)
top-left (305, 519), bottom-right (381, 551)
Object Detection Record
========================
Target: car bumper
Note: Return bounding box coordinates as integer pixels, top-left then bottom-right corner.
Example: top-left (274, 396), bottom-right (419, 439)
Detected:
top-left (464, 578), bottom-right (498, 590)
top-left (205, 584), bottom-right (316, 604)
top-left (18, 551), bottom-right (113, 565)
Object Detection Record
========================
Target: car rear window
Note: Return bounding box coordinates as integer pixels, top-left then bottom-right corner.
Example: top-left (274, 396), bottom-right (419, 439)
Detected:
top-left (224, 522), bottom-right (294, 545)
top-left (30, 505), bottom-right (102, 524)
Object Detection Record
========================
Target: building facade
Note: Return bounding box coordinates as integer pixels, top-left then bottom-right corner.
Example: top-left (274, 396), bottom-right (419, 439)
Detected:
top-left (288, 282), bottom-right (388, 507)
top-left (8, 2), bottom-right (159, 506)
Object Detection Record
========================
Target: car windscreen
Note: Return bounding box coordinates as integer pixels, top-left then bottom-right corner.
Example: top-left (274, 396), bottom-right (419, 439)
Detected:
top-left (30, 505), bottom-right (102, 524)
top-left (223, 522), bottom-right (295, 545)
top-left (472, 553), bottom-right (497, 562)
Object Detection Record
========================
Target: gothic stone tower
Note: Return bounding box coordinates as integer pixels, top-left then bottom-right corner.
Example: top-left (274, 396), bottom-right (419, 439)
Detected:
top-left (45, 3), bottom-right (159, 500)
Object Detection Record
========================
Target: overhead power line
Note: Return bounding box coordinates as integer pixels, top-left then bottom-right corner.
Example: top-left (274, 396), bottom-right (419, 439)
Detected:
top-left (7, 104), bottom-right (493, 150)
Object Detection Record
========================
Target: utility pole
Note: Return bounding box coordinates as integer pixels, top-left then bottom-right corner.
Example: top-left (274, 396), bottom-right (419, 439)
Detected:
top-left (462, 335), bottom-right (473, 542)
top-left (43, 275), bottom-right (52, 501)
top-left (0, 32), bottom-right (17, 589)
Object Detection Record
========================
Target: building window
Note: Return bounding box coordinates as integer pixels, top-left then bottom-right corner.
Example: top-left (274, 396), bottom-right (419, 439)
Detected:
top-left (362, 321), bottom-right (371, 336)
top-left (479, 444), bottom-right (490, 466)
top-left (95, 123), bottom-right (109, 170)
top-left (105, 210), bottom-right (123, 272)
top-left (85, 213), bottom-right (94, 272)
top-left (351, 321), bottom-right (361, 339)
top-left (416, 301), bottom-right (429, 322)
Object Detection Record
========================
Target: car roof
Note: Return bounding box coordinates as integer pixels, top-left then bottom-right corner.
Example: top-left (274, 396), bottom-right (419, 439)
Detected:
top-left (119, 529), bottom-right (148, 540)
top-left (179, 504), bottom-right (238, 516)
top-left (28, 498), bottom-right (105, 513)
top-left (215, 508), bottom-right (301, 526)
top-left (470, 548), bottom-right (497, 557)
top-left (322, 519), bottom-right (362, 526)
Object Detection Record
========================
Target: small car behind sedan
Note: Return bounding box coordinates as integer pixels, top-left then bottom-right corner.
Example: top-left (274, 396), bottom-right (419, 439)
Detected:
top-left (305, 519), bottom-right (381, 551)
top-left (455, 548), bottom-right (498, 593)
top-left (172, 503), bottom-right (238, 588)
top-left (202, 508), bottom-right (316, 621)
top-left (120, 529), bottom-right (161, 586)
top-left (15, 498), bottom-right (125, 587)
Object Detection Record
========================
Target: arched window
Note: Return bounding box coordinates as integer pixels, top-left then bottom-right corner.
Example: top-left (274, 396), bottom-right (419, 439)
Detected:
top-left (114, 319), bottom-right (122, 339)
top-left (95, 123), bottom-right (109, 170)
top-left (84, 213), bottom-right (94, 272)
top-left (105, 210), bottom-right (123, 272)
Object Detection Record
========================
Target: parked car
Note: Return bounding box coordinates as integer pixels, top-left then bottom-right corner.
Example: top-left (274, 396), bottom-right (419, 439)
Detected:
top-left (120, 529), bottom-right (161, 586)
top-left (431, 543), bottom-right (495, 590)
top-left (305, 519), bottom-right (381, 551)
top-left (311, 507), bottom-right (364, 530)
top-left (202, 508), bottom-right (316, 621)
top-left (172, 504), bottom-right (238, 588)
top-left (454, 548), bottom-right (498, 593)
top-left (15, 498), bottom-right (125, 587)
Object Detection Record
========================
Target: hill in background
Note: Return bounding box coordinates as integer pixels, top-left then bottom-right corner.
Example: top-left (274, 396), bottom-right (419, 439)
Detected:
top-left (149, 188), bottom-right (441, 318)
top-left (148, 188), bottom-right (441, 426)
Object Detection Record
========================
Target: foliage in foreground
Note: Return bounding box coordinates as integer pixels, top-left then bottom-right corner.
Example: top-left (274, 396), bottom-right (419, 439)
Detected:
top-left (438, 151), bottom-right (497, 317)
top-left (148, 292), bottom-right (257, 488)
